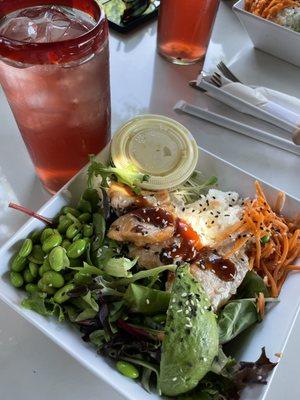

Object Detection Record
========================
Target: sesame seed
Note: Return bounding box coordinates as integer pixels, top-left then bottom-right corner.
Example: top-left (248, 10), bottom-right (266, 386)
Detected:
top-left (146, 298), bottom-right (150, 304)
top-left (182, 292), bottom-right (187, 297)
top-left (177, 309), bottom-right (183, 313)
top-left (172, 377), bottom-right (178, 382)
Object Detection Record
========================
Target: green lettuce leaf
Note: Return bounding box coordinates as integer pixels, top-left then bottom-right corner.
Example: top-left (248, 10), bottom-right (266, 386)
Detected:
top-left (124, 283), bottom-right (170, 315)
top-left (82, 291), bottom-right (99, 312)
top-left (218, 299), bottom-right (259, 344)
top-left (22, 292), bottom-right (65, 322)
top-left (104, 257), bottom-right (138, 277)
top-left (88, 157), bottom-right (149, 193)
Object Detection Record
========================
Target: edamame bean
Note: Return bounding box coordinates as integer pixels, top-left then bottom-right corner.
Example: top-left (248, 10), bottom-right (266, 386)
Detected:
top-left (28, 245), bottom-right (45, 264)
top-left (74, 271), bottom-right (92, 285)
top-left (116, 361), bottom-right (139, 379)
top-left (42, 271), bottom-right (64, 288)
top-left (58, 215), bottom-right (65, 223)
top-left (42, 233), bottom-right (62, 253)
top-left (25, 283), bottom-right (39, 294)
top-left (18, 238), bottom-right (33, 258)
top-left (83, 224), bottom-right (93, 238)
top-left (49, 246), bottom-right (69, 271)
top-left (53, 283), bottom-right (75, 304)
top-left (82, 188), bottom-right (99, 212)
top-left (78, 212), bottom-right (91, 223)
top-left (38, 279), bottom-right (56, 295)
top-left (61, 206), bottom-right (80, 217)
top-left (11, 254), bottom-right (27, 272)
top-left (66, 212), bottom-right (80, 224)
top-left (40, 228), bottom-right (56, 244)
top-left (30, 230), bottom-right (41, 244)
top-left (57, 217), bottom-right (73, 234)
top-left (77, 198), bottom-right (92, 213)
top-left (23, 268), bottom-right (34, 283)
top-left (29, 262), bottom-right (39, 278)
top-left (39, 259), bottom-right (51, 277)
top-left (62, 239), bottom-right (71, 250)
top-left (72, 233), bottom-right (82, 242)
top-left (66, 223), bottom-right (81, 240)
top-left (10, 271), bottom-right (24, 288)
top-left (67, 239), bottom-right (86, 259)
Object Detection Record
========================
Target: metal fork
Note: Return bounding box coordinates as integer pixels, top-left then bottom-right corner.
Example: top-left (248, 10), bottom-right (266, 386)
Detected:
top-left (210, 72), bottom-right (222, 87)
top-left (217, 61), bottom-right (241, 83)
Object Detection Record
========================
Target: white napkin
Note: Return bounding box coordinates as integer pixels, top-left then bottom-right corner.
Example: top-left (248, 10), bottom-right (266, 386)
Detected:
top-left (216, 75), bottom-right (300, 127)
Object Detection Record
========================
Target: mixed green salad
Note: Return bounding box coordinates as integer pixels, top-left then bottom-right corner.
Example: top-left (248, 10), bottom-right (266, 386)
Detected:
top-left (8, 160), bottom-right (277, 399)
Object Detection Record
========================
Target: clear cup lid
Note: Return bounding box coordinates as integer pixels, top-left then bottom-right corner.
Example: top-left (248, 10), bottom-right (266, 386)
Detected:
top-left (111, 114), bottom-right (199, 190)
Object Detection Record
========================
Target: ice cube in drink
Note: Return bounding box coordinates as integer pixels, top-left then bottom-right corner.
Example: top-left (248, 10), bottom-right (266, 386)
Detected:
top-left (0, 3), bottom-right (110, 193)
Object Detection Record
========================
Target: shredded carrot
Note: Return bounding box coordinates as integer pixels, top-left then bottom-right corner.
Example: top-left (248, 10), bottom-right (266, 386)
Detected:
top-left (223, 236), bottom-right (249, 259)
top-left (286, 265), bottom-right (300, 271)
top-left (219, 181), bottom-right (300, 297)
top-left (216, 220), bottom-right (246, 242)
top-left (246, 0), bottom-right (300, 22)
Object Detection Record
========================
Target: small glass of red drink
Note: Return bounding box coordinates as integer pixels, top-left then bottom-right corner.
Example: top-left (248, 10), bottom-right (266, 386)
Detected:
top-left (157, 0), bottom-right (220, 65)
top-left (0, 0), bottom-right (111, 193)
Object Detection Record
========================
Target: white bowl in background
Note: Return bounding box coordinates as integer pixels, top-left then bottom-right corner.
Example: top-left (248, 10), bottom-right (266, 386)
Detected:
top-left (233, 0), bottom-right (300, 67)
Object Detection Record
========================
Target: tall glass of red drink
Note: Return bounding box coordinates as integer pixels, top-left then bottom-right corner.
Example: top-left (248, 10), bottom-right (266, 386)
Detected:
top-left (157, 0), bottom-right (220, 65)
top-left (0, 0), bottom-right (110, 193)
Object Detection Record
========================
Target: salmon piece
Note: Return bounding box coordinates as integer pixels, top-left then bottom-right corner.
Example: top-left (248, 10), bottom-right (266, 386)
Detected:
top-left (107, 208), bottom-right (176, 247)
top-left (128, 243), bottom-right (164, 269)
top-left (108, 182), bottom-right (172, 214)
top-left (108, 182), bottom-right (136, 212)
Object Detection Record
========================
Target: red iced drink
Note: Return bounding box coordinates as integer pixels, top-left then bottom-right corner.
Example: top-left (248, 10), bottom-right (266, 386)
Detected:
top-left (0, 1), bottom-right (110, 193)
top-left (157, 0), bottom-right (220, 65)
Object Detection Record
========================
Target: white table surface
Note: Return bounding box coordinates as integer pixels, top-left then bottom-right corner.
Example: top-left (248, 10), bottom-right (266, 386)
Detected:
top-left (1, 2), bottom-right (300, 399)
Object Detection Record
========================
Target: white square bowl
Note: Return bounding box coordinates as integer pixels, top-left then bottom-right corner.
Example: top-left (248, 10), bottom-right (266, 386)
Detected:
top-left (233, 0), bottom-right (300, 67)
top-left (0, 145), bottom-right (299, 400)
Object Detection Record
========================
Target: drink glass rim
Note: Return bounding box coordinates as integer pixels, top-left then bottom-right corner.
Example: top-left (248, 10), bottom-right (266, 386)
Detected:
top-left (0, 0), bottom-right (107, 65)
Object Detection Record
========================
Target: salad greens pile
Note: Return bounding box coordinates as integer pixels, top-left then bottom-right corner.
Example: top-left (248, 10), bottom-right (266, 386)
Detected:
top-left (8, 161), bottom-right (277, 399)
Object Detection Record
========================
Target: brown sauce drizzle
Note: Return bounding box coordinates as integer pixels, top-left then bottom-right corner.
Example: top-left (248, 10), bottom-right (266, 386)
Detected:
top-left (161, 219), bottom-right (236, 282)
top-left (131, 207), bottom-right (175, 229)
top-left (128, 205), bottom-right (236, 282)
top-left (195, 249), bottom-right (236, 282)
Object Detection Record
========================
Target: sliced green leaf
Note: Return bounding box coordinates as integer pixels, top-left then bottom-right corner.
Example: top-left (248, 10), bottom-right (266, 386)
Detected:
top-left (82, 291), bottom-right (99, 312)
top-left (104, 257), bottom-right (137, 278)
top-left (110, 265), bottom-right (177, 288)
top-left (124, 284), bottom-right (170, 315)
top-left (237, 271), bottom-right (269, 299)
top-left (218, 299), bottom-right (259, 344)
top-left (75, 308), bottom-right (97, 322)
top-left (88, 157), bottom-right (149, 192)
top-left (21, 292), bottom-right (65, 322)
top-left (89, 329), bottom-right (107, 347)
